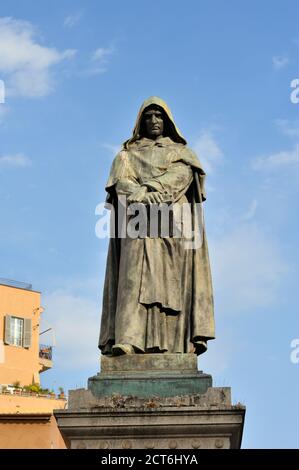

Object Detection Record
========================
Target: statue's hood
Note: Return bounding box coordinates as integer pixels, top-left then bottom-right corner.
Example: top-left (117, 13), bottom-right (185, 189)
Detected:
top-left (123, 96), bottom-right (187, 148)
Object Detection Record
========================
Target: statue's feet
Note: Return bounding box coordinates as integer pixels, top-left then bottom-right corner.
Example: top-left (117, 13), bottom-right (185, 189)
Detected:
top-left (112, 343), bottom-right (135, 356)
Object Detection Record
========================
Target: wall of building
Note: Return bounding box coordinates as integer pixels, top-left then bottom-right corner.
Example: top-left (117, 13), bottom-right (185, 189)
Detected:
top-left (0, 284), bottom-right (42, 386)
top-left (0, 282), bottom-right (67, 449)
top-left (0, 415), bottom-right (67, 449)
top-left (0, 393), bottom-right (66, 413)
top-left (0, 394), bottom-right (67, 449)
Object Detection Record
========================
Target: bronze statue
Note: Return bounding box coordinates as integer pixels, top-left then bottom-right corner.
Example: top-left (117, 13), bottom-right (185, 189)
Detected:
top-left (99, 97), bottom-right (215, 356)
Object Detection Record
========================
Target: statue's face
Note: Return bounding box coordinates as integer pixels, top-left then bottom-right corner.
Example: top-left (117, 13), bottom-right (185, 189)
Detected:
top-left (143, 106), bottom-right (164, 139)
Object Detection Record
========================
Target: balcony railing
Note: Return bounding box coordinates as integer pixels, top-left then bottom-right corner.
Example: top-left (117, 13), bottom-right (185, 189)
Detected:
top-left (39, 344), bottom-right (52, 361)
top-left (0, 387), bottom-right (66, 400)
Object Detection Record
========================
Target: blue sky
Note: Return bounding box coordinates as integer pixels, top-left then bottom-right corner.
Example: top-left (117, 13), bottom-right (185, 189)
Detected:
top-left (0, 0), bottom-right (298, 448)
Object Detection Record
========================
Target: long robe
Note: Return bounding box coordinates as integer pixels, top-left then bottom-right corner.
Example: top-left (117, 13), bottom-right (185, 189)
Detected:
top-left (99, 132), bottom-right (215, 356)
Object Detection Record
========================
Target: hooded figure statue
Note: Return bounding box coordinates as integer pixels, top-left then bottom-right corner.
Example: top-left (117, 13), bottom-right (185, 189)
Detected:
top-left (99, 97), bottom-right (215, 356)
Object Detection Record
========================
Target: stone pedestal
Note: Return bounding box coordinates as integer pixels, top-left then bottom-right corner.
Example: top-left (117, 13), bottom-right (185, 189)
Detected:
top-left (55, 354), bottom-right (245, 449)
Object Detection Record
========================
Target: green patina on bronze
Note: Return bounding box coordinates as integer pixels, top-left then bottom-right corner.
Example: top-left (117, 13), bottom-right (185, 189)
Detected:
top-left (89, 354), bottom-right (212, 398)
top-left (99, 96), bottom-right (215, 357)
top-left (88, 374), bottom-right (212, 398)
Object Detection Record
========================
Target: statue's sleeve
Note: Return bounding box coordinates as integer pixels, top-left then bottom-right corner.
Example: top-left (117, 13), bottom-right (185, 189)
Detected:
top-left (105, 150), bottom-right (140, 200)
top-left (141, 146), bottom-right (206, 202)
top-left (141, 158), bottom-right (193, 202)
top-left (180, 147), bottom-right (206, 201)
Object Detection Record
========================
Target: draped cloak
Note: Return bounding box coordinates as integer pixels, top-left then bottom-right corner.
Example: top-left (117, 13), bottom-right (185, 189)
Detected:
top-left (99, 97), bottom-right (215, 356)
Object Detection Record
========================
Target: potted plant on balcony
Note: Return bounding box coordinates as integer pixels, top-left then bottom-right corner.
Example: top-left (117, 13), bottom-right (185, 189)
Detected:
top-left (29, 383), bottom-right (41, 396)
top-left (13, 380), bottom-right (22, 395)
top-left (58, 387), bottom-right (65, 399)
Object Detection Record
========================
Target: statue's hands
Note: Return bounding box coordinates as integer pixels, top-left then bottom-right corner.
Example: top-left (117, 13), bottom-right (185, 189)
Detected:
top-left (127, 187), bottom-right (167, 204)
top-left (143, 192), bottom-right (164, 204)
top-left (127, 186), bottom-right (147, 203)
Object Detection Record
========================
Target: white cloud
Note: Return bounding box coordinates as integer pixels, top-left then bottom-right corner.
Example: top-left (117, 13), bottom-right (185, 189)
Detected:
top-left (0, 17), bottom-right (77, 97)
top-left (63, 12), bottom-right (82, 28)
top-left (241, 199), bottom-right (258, 221)
top-left (0, 153), bottom-right (32, 167)
top-left (91, 47), bottom-right (113, 62)
top-left (102, 143), bottom-right (121, 156)
top-left (253, 143), bottom-right (299, 170)
top-left (43, 288), bottom-right (100, 370)
top-left (275, 119), bottom-right (299, 138)
top-left (192, 131), bottom-right (223, 173)
top-left (210, 224), bottom-right (288, 313)
top-left (253, 121), bottom-right (299, 172)
top-left (272, 55), bottom-right (289, 69)
top-left (85, 47), bottom-right (114, 76)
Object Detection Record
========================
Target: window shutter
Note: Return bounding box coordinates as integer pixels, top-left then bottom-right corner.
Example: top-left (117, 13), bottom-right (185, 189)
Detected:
top-left (23, 319), bottom-right (32, 348)
top-left (4, 315), bottom-right (12, 345)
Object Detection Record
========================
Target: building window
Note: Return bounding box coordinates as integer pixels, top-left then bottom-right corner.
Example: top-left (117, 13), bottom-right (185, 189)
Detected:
top-left (4, 315), bottom-right (31, 348)
top-left (10, 317), bottom-right (24, 347)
